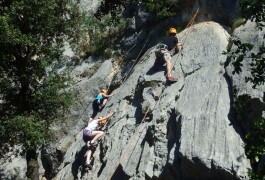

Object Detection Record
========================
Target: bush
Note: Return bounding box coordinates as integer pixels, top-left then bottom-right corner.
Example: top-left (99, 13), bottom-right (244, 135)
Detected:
top-left (75, 15), bottom-right (130, 58)
top-left (0, 115), bottom-right (46, 150)
top-left (141, 0), bottom-right (181, 18)
top-left (231, 17), bottom-right (246, 30)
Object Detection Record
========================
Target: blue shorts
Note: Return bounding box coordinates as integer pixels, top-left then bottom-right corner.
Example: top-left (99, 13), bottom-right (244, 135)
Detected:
top-left (83, 129), bottom-right (92, 143)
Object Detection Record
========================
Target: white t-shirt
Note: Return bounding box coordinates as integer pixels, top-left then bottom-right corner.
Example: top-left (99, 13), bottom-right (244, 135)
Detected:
top-left (85, 120), bottom-right (98, 131)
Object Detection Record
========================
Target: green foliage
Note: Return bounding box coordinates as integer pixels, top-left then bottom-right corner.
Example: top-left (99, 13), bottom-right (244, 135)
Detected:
top-left (241, 0), bottom-right (265, 29)
top-left (224, 1), bottom-right (265, 178)
top-left (224, 0), bottom-right (265, 88)
top-left (95, 0), bottom-right (180, 18)
top-left (224, 39), bottom-right (265, 88)
top-left (95, 0), bottom-right (129, 17)
top-left (245, 117), bottom-right (265, 177)
top-left (0, 0), bottom-right (80, 150)
top-left (76, 15), bottom-right (130, 58)
top-left (0, 115), bottom-right (47, 150)
top-left (248, 168), bottom-right (264, 180)
top-left (232, 17), bottom-right (246, 30)
top-left (140, 0), bottom-right (180, 18)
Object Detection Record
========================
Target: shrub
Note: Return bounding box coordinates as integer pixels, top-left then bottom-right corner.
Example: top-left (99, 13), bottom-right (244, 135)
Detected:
top-left (231, 17), bottom-right (246, 30)
top-left (75, 15), bottom-right (130, 58)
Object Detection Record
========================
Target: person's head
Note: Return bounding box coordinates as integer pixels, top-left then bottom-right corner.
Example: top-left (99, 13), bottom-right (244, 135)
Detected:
top-left (169, 27), bottom-right (177, 35)
top-left (101, 88), bottom-right (107, 94)
top-left (98, 116), bottom-right (106, 126)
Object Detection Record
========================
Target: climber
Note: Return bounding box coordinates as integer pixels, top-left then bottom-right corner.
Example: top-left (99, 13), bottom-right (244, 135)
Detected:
top-left (154, 27), bottom-right (182, 82)
top-left (83, 111), bottom-right (116, 167)
top-left (91, 88), bottom-right (114, 118)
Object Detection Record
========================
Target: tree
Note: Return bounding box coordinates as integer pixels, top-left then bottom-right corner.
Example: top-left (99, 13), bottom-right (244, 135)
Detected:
top-left (0, 0), bottom-right (81, 150)
top-left (95, 0), bottom-right (180, 18)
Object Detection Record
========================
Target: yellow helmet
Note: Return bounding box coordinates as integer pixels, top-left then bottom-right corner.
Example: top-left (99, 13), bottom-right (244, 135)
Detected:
top-left (101, 88), bottom-right (107, 94)
top-left (169, 27), bottom-right (177, 34)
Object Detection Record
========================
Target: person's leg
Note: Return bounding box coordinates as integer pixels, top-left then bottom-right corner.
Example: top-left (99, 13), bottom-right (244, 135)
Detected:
top-left (102, 98), bottom-right (108, 105)
top-left (165, 59), bottom-right (172, 77)
top-left (163, 52), bottom-right (172, 77)
top-left (91, 100), bottom-right (99, 118)
top-left (90, 131), bottom-right (105, 144)
top-left (85, 148), bottom-right (92, 165)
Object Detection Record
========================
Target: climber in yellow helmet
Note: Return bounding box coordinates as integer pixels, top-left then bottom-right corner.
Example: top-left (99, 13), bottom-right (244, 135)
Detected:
top-left (91, 88), bottom-right (114, 118)
top-left (154, 27), bottom-right (182, 82)
top-left (83, 111), bottom-right (116, 168)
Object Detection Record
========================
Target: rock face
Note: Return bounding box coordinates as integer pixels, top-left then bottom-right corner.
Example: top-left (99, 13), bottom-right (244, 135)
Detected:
top-left (181, 0), bottom-right (239, 26)
top-left (78, 0), bottom-right (102, 15)
top-left (0, 145), bottom-right (27, 180)
top-left (226, 20), bottom-right (265, 133)
top-left (52, 22), bottom-right (251, 179)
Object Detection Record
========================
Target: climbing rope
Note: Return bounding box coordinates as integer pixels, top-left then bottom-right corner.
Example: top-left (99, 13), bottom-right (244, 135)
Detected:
top-left (107, 105), bottom-right (151, 180)
top-left (168, 8), bottom-right (199, 76)
top-left (107, 9), bottom-right (200, 179)
top-left (79, 31), bottom-right (152, 122)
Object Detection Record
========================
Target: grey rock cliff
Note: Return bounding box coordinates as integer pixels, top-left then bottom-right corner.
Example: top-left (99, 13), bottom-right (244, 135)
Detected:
top-left (53, 21), bottom-right (251, 179)
top-left (226, 20), bottom-right (265, 133)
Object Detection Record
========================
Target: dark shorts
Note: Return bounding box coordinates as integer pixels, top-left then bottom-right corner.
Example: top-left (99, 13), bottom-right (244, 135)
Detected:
top-left (92, 98), bottom-right (106, 110)
top-left (83, 129), bottom-right (92, 143)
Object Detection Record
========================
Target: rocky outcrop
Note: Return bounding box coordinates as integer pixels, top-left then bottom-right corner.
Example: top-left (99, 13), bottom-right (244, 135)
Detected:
top-left (226, 20), bottom-right (265, 132)
top-left (52, 21), bottom-right (251, 179)
top-left (0, 145), bottom-right (27, 180)
top-left (37, 58), bottom-right (115, 179)
top-left (78, 0), bottom-right (102, 15)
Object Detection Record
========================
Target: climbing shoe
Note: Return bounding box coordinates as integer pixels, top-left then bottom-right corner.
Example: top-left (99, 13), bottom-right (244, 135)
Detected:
top-left (85, 162), bottom-right (92, 169)
top-left (87, 141), bottom-right (95, 147)
top-left (166, 76), bottom-right (177, 82)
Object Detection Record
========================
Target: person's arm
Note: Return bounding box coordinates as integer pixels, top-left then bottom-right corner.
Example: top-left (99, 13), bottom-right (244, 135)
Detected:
top-left (104, 110), bottom-right (116, 120)
top-left (173, 35), bottom-right (181, 52)
top-left (102, 93), bottom-right (115, 98)
top-left (93, 110), bottom-right (116, 122)
top-left (176, 42), bottom-right (182, 53)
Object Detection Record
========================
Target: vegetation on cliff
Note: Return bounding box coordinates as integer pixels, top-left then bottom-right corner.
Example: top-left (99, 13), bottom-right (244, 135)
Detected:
top-left (0, 0), bottom-right (81, 151)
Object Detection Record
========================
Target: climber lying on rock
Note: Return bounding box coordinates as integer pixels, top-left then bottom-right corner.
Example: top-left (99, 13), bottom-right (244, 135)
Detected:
top-left (83, 110), bottom-right (116, 167)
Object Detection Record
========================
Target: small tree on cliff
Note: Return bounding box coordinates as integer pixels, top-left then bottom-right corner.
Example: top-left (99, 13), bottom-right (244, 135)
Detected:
top-left (0, 0), bottom-right (81, 150)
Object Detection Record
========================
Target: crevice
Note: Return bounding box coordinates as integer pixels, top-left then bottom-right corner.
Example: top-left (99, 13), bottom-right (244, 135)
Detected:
top-left (160, 109), bottom-right (182, 179)
top-left (26, 149), bottom-right (39, 180)
top-left (97, 142), bottom-right (108, 177)
top-left (111, 164), bottom-right (130, 180)
top-left (223, 71), bottom-right (248, 140)
top-left (180, 61), bottom-right (202, 78)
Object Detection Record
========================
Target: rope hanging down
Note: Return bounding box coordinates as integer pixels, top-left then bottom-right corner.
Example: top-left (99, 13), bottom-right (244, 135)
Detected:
top-left (168, 8), bottom-right (199, 76)
top-left (107, 8), bottom-right (200, 180)
top-left (78, 31), bottom-right (152, 122)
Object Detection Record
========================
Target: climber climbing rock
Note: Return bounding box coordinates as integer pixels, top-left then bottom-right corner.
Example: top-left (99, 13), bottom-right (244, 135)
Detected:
top-left (154, 27), bottom-right (182, 82)
top-left (83, 111), bottom-right (116, 167)
top-left (91, 88), bottom-right (115, 118)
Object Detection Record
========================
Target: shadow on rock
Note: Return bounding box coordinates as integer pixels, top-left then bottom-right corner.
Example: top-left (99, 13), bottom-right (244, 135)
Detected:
top-left (146, 65), bottom-right (164, 76)
top-left (71, 145), bottom-right (87, 179)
